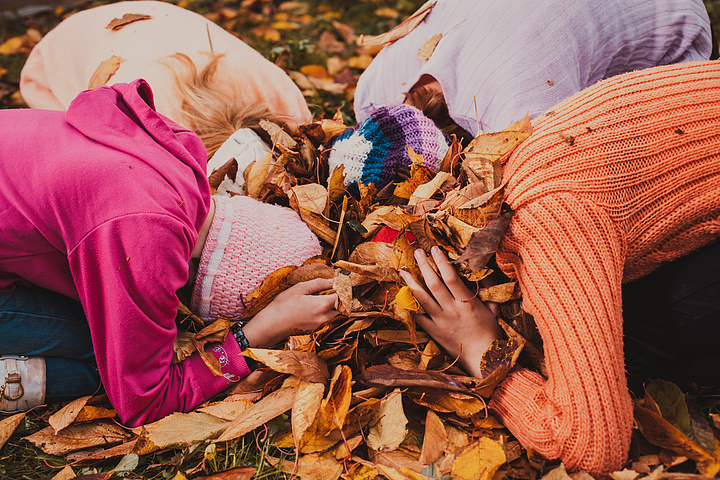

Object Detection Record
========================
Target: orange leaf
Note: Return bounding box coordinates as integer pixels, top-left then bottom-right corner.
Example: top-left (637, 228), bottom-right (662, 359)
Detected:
top-left (88, 55), bottom-right (121, 89)
top-left (25, 420), bottom-right (131, 456)
top-left (0, 412), bottom-right (26, 451)
top-left (417, 33), bottom-right (442, 61)
top-left (244, 348), bottom-right (330, 384)
top-left (451, 437), bottom-right (506, 480)
top-left (49, 395), bottom-right (92, 433)
top-left (359, 1), bottom-right (436, 46)
top-left (217, 385), bottom-right (297, 442)
top-left (419, 409), bottom-right (448, 465)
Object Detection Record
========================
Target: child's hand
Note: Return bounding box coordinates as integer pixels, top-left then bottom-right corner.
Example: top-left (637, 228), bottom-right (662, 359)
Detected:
top-left (398, 246), bottom-right (503, 378)
top-left (242, 278), bottom-right (338, 348)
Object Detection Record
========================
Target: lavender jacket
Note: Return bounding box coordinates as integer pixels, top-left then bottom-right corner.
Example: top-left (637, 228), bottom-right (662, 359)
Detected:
top-left (0, 80), bottom-right (249, 426)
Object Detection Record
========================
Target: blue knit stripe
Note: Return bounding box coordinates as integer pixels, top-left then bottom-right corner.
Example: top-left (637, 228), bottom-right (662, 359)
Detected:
top-left (357, 117), bottom-right (391, 188)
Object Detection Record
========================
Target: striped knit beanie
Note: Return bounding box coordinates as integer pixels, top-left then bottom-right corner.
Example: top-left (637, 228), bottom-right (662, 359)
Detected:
top-left (328, 104), bottom-right (449, 191)
top-left (191, 195), bottom-right (322, 321)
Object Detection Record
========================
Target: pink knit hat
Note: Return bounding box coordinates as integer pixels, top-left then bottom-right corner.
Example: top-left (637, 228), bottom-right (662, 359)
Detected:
top-left (191, 195), bottom-right (323, 321)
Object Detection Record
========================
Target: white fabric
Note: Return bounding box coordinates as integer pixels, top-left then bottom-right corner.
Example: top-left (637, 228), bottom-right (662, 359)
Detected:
top-left (354, 0), bottom-right (712, 135)
top-left (0, 356), bottom-right (46, 413)
top-left (207, 128), bottom-right (272, 195)
top-left (327, 133), bottom-right (374, 186)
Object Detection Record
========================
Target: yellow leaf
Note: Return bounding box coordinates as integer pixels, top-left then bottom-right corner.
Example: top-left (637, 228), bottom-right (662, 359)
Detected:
top-left (417, 33), bottom-right (442, 61)
top-left (245, 151), bottom-right (273, 198)
top-left (395, 286), bottom-right (419, 311)
top-left (0, 36), bottom-right (24, 55)
top-left (88, 55), bottom-right (121, 89)
top-left (0, 412), bottom-right (26, 451)
top-left (451, 437), bottom-right (506, 480)
top-left (300, 64), bottom-right (329, 78)
top-left (132, 412), bottom-right (228, 449)
top-left (367, 389), bottom-right (408, 452)
top-left (292, 380), bottom-right (325, 444)
top-left (359, 1), bottom-right (436, 46)
top-left (291, 183), bottom-right (328, 215)
top-left (49, 395), bottom-right (92, 433)
top-left (50, 465), bottom-right (75, 480)
top-left (217, 386), bottom-right (296, 442)
top-left (409, 172), bottom-right (451, 206)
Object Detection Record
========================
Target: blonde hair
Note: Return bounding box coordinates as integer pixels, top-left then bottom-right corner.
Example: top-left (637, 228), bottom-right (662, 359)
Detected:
top-left (162, 53), bottom-right (290, 160)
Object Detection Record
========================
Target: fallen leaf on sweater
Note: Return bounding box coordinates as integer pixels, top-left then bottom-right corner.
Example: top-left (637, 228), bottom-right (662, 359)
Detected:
top-left (359, 1), bottom-right (436, 46)
top-left (105, 13), bottom-right (151, 30)
top-left (88, 55), bottom-right (121, 89)
top-left (417, 33), bottom-right (442, 61)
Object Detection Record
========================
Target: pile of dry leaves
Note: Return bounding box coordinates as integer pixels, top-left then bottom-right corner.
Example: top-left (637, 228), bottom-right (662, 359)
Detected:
top-left (1, 2), bottom-right (720, 480)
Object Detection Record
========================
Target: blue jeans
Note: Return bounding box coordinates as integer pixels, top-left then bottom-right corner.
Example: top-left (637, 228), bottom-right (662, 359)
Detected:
top-left (0, 286), bottom-right (101, 402)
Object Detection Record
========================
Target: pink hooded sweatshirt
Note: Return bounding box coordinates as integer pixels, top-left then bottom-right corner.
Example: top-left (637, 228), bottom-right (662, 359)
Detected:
top-left (20, 0), bottom-right (311, 128)
top-left (0, 80), bottom-right (250, 427)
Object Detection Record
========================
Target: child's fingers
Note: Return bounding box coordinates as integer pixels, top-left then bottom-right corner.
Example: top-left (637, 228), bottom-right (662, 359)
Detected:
top-left (430, 246), bottom-right (473, 301)
top-left (414, 248), bottom-right (455, 307)
top-left (398, 270), bottom-right (442, 317)
top-left (292, 277), bottom-right (334, 295)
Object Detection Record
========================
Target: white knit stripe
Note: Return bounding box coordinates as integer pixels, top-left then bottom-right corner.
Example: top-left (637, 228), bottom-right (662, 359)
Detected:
top-left (327, 134), bottom-right (375, 186)
top-left (196, 199), bottom-right (235, 319)
top-left (354, 0), bottom-right (711, 135)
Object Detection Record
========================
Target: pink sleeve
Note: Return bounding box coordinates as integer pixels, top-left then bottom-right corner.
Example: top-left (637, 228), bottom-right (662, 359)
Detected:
top-left (69, 214), bottom-right (250, 427)
top-left (491, 194), bottom-right (633, 476)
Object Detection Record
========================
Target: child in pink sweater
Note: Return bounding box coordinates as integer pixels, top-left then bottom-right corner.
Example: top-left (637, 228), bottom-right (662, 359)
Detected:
top-left (0, 80), bottom-right (337, 426)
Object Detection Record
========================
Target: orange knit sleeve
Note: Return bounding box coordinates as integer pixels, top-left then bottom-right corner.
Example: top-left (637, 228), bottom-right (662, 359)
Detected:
top-left (491, 193), bottom-right (633, 476)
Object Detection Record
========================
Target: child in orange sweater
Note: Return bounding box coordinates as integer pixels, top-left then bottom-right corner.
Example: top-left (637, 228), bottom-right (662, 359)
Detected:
top-left (344, 61), bottom-right (720, 475)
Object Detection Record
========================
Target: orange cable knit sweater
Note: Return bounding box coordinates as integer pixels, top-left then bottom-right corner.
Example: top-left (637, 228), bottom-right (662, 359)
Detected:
top-left (490, 61), bottom-right (720, 475)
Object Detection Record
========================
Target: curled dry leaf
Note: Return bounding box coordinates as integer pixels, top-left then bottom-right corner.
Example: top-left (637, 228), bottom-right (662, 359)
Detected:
top-left (417, 33), bottom-right (443, 61)
top-left (359, 1), bottom-right (436, 46)
top-left (419, 409), bottom-right (448, 465)
top-left (291, 183), bottom-right (328, 215)
top-left (244, 348), bottom-right (330, 384)
top-left (25, 420), bottom-right (131, 456)
top-left (49, 395), bottom-right (92, 434)
top-left (88, 55), bottom-right (121, 89)
top-left (357, 364), bottom-right (470, 394)
top-left (105, 13), bottom-right (152, 30)
top-left (366, 389), bottom-right (408, 452)
top-left (0, 412), bottom-right (26, 451)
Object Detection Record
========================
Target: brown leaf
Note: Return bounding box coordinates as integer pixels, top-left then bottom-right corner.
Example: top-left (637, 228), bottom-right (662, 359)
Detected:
top-left (292, 380), bottom-right (325, 446)
top-left (198, 400), bottom-right (252, 421)
top-left (278, 452), bottom-right (343, 480)
top-left (417, 33), bottom-right (443, 61)
top-left (291, 183), bottom-right (328, 215)
top-left (25, 420), bottom-right (131, 456)
top-left (453, 212), bottom-right (513, 272)
top-left (419, 409), bottom-right (448, 464)
top-left (244, 348), bottom-right (330, 384)
top-left (105, 13), bottom-right (151, 30)
top-left (50, 465), bottom-right (75, 480)
top-left (208, 158), bottom-right (239, 192)
top-left (67, 438), bottom-right (137, 465)
top-left (394, 165), bottom-right (437, 199)
top-left (357, 365), bottom-right (470, 394)
top-left (634, 404), bottom-right (720, 476)
top-left (359, 1), bottom-right (436, 46)
top-left (192, 467), bottom-right (256, 480)
top-left (287, 262), bottom-right (335, 284)
top-left (333, 270), bottom-right (354, 315)
top-left (298, 365), bottom-right (352, 452)
top-left (451, 437), bottom-right (506, 480)
top-left (73, 405), bottom-right (117, 423)
top-left (299, 207), bottom-right (338, 245)
top-left (0, 412), bottom-right (26, 451)
top-left (217, 385), bottom-right (296, 442)
top-left (131, 412), bottom-right (228, 449)
top-left (367, 389), bottom-right (408, 452)
top-left (88, 55), bottom-right (121, 89)
top-left (243, 265), bottom-right (297, 318)
top-left (245, 152), bottom-right (273, 198)
top-left (408, 388), bottom-right (486, 418)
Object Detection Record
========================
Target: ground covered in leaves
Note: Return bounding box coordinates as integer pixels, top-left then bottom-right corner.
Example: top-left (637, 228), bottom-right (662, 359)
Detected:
top-left (2, 1), bottom-right (720, 480)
